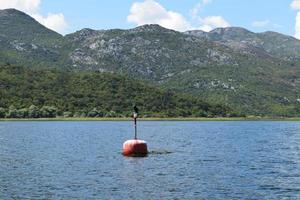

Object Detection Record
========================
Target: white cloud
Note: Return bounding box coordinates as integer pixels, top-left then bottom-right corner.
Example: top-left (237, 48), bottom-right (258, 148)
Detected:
top-left (190, 0), bottom-right (230, 32)
top-left (0, 0), bottom-right (67, 34)
top-left (0, 0), bottom-right (41, 13)
top-left (295, 12), bottom-right (300, 39)
top-left (198, 16), bottom-right (230, 32)
top-left (252, 20), bottom-right (270, 28)
top-left (199, 24), bottom-right (213, 32)
top-left (291, 0), bottom-right (300, 10)
top-left (190, 0), bottom-right (212, 19)
top-left (127, 0), bottom-right (192, 31)
top-left (127, 0), bottom-right (230, 32)
top-left (32, 13), bottom-right (68, 34)
top-left (290, 1), bottom-right (300, 39)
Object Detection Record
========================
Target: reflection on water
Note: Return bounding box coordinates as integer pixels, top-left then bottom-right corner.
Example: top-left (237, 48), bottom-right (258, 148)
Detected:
top-left (1, 121), bottom-right (300, 199)
top-left (148, 150), bottom-right (173, 155)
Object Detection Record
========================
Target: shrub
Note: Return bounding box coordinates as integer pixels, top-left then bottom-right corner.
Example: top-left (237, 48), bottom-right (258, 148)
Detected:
top-left (0, 107), bottom-right (6, 118)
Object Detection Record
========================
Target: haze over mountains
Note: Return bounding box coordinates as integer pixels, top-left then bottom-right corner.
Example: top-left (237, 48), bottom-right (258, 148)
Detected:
top-left (1, 8), bottom-right (300, 116)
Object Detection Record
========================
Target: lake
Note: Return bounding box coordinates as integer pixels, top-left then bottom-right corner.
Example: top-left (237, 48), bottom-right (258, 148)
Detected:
top-left (1, 121), bottom-right (300, 199)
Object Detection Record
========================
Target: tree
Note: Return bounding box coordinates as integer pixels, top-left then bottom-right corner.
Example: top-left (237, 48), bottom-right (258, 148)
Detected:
top-left (16, 108), bottom-right (29, 118)
top-left (63, 111), bottom-right (73, 118)
top-left (0, 65), bottom-right (236, 118)
top-left (87, 108), bottom-right (100, 117)
top-left (6, 105), bottom-right (18, 118)
top-left (0, 107), bottom-right (6, 118)
top-left (105, 111), bottom-right (119, 118)
top-left (28, 105), bottom-right (40, 118)
top-left (40, 106), bottom-right (57, 118)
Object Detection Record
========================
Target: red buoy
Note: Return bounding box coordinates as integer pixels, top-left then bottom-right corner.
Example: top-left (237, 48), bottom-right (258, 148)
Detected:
top-left (122, 139), bottom-right (148, 156)
top-left (122, 106), bottom-right (148, 157)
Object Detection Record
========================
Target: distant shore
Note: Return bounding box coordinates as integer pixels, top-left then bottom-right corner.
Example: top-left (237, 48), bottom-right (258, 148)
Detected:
top-left (1, 117), bottom-right (300, 121)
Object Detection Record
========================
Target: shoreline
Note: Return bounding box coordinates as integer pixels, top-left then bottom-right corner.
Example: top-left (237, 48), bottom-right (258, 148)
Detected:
top-left (1, 117), bottom-right (300, 121)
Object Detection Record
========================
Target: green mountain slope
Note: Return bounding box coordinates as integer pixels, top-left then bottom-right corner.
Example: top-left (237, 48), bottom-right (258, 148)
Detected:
top-left (60, 26), bottom-right (300, 116)
top-left (0, 9), bottom-right (63, 68)
top-left (0, 64), bottom-right (233, 118)
top-left (63, 25), bottom-right (241, 80)
top-left (185, 27), bottom-right (300, 62)
top-left (0, 9), bottom-right (61, 43)
top-left (0, 9), bottom-right (300, 116)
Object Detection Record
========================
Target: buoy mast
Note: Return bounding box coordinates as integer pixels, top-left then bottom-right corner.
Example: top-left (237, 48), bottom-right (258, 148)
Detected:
top-left (122, 106), bottom-right (148, 156)
top-left (133, 105), bottom-right (138, 139)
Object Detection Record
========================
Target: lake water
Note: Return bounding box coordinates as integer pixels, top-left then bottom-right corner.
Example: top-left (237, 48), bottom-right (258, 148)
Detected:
top-left (1, 121), bottom-right (300, 199)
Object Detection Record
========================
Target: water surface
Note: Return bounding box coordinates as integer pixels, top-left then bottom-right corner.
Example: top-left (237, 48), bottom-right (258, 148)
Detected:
top-left (1, 121), bottom-right (300, 199)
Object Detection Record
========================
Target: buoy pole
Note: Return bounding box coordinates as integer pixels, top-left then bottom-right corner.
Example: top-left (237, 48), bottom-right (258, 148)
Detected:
top-left (122, 105), bottom-right (147, 157)
top-left (134, 112), bottom-right (137, 139)
top-left (133, 105), bottom-right (139, 140)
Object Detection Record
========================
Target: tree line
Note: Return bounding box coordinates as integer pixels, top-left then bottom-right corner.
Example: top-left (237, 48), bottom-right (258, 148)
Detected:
top-left (0, 64), bottom-right (240, 118)
top-left (0, 105), bottom-right (124, 118)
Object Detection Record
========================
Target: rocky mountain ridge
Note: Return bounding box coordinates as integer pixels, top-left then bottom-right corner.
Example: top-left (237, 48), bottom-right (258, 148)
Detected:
top-left (1, 9), bottom-right (300, 116)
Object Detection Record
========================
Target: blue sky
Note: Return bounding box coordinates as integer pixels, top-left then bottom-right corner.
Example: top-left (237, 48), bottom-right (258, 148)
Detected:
top-left (0, 0), bottom-right (299, 38)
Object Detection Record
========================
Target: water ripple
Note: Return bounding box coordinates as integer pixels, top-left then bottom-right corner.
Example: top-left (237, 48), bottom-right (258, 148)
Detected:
top-left (1, 121), bottom-right (300, 199)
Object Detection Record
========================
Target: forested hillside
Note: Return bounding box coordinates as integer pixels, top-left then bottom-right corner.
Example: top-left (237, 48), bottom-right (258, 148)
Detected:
top-left (0, 64), bottom-right (234, 118)
top-left (1, 9), bottom-right (300, 117)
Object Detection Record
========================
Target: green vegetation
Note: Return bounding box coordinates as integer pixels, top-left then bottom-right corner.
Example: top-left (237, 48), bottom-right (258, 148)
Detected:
top-left (1, 9), bottom-right (300, 117)
top-left (0, 9), bottom-right (64, 69)
top-left (0, 64), bottom-right (237, 118)
top-left (2, 116), bottom-right (300, 121)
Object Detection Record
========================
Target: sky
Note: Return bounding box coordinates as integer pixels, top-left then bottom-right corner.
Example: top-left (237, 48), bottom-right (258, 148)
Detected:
top-left (0, 0), bottom-right (300, 39)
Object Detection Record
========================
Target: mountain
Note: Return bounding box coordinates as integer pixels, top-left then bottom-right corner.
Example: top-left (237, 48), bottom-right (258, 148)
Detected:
top-left (185, 27), bottom-right (300, 62)
top-left (0, 64), bottom-right (232, 118)
top-left (0, 9), bottom-right (61, 43)
top-left (63, 25), bottom-right (245, 80)
top-left (62, 25), bottom-right (300, 116)
top-left (0, 9), bottom-right (300, 116)
top-left (0, 9), bottom-right (63, 68)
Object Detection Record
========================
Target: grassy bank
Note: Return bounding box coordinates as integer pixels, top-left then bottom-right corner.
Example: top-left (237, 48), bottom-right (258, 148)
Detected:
top-left (1, 117), bottom-right (300, 121)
